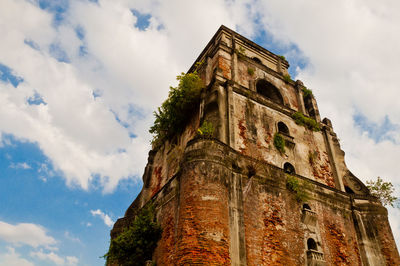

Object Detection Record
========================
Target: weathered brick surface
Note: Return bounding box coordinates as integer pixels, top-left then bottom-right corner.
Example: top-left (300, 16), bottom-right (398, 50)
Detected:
top-left (154, 198), bottom-right (176, 265)
top-left (175, 162), bottom-right (231, 265)
top-left (244, 179), bottom-right (304, 265)
top-left (318, 204), bottom-right (362, 266)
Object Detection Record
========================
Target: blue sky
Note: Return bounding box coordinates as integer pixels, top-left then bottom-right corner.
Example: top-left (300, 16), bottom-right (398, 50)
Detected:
top-left (0, 135), bottom-right (141, 265)
top-left (1, 0), bottom-right (400, 265)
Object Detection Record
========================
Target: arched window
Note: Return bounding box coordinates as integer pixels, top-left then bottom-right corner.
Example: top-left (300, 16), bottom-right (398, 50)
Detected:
top-left (256, 79), bottom-right (283, 105)
top-left (252, 57), bottom-right (262, 64)
top-left (284, 162), bottom-right (295, 174)
top-left (278, 122), bottom-right (289, 135)
top-left (303, 203), bottom-right (311, 211)
top-left (307, 238), bottom-right (317, 250)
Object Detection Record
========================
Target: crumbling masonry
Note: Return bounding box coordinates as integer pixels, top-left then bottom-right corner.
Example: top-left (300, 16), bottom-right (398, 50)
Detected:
top-left (109, 25), bottom-right (400, 265)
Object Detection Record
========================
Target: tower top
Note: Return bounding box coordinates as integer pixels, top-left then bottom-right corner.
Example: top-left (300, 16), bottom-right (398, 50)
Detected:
top-left (189, 25), bottom-right (289, 75)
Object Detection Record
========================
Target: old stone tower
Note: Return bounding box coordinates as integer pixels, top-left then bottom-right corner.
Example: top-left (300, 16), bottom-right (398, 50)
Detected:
top-left (110, 25), bottom-right (399, 265)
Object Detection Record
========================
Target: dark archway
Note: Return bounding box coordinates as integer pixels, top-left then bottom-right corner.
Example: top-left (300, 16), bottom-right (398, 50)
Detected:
top-left (278, 122), bottom-right (289, 135)
top-left (256, 79), bottom-right (283, 105)
top-left (284, 162), bottom-right (295, 174)
top-left (303, 203), bottom-right (311, 211)
top-left (307, 238), bottom-right (317, 250)
top-left (252, 57), bottom-right (262, 64)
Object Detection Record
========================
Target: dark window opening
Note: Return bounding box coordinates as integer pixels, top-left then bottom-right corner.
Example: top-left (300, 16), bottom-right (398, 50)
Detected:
top-left (204, 100), bottom-right (218, 116)
top-left (303, 204), bottom-right (311, 211)
top-left (345, 186), bottom-right (355, 194)
top-left (247, 165), bottom-right (256, 178)
top-left (304, 97), bottom-right (315, 117)
top-left (252, 57), bottom-right (262, 64)
top-left (278, 122), bottom-right (290, 135)
top-left (307, 238), bottom-right (317, 250)
top-left (284, 162), bottom-right (295, 174)
top-left (256, 79), bottom-right (283, 105)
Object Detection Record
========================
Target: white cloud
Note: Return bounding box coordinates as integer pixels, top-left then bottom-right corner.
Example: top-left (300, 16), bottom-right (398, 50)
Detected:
top-left (66, 256), bottom-right (79, 266)
top-left (0, 0), bottom-right (258, 193)
top-left (0, 221), bottom-right (56, 249)
top-left (9, 162), bottom-right (31, 169)
top-left (90, 209), bottom-right (114, 227)
top-left (0, 247), bottom-right (34, 266)
top-left (64, 231), bottom-right (81, 244)
top-left (30, 250), bottom-right (78, 266)
top-left (0, 221), bottom-right (79, 266)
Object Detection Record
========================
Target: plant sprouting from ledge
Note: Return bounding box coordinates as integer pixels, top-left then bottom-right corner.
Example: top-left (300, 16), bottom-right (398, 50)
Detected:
top-left (149, 70), bottom-right (204, 147)
top-left (273, 133), bottom-right (285, 154)
top-left (197, 120), bottom-right (214, 138)
top-left (247, 67), bottom-right (255, 76)
top-left (366, 177), bottom-right (398, 207)
top-left (292, 112), bottom-right (321, 132)
top-left (104, 203), bottom-right (162, 266)
top-left (286, 174), bottom-right (310, 202)
top-left (283, 74), bottom-right (291, 83)
top-left (235, 46), bottom-right (246, 59)
top-left (302, 87), bottom-right (313, 98)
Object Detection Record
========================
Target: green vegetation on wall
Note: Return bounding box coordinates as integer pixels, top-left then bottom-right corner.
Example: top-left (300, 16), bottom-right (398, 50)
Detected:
top-left (292, 112), bottom-right (321, 131)
top-left (197, 120), bottom-right (214, 138)
top-left (366, 176), bottom-right (398, 207)
top-left (235, 46), bottom-right (246, 59)
top-left (247, 67), bottom-right (255, 76)
top-left (302, 87), bottom-right (313, 98)
top-left (286, 174), bottom-right (310, 202)
top-left (104, 203), bottom-right (162, 266)
top-left (149, 70), bottom-right (204, 147)
top-left (273, 133), bottom-right (285, 154)
top-left (283, 74), bottom-right (291, 83)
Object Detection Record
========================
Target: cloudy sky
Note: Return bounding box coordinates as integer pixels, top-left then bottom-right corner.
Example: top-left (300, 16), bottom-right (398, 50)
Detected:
top-left (0, 0), bottom-right (399, 265)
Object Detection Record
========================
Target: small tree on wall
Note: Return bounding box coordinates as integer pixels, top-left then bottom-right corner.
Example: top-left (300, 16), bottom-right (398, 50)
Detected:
top-left (366, 177), bottom-right (398, 207)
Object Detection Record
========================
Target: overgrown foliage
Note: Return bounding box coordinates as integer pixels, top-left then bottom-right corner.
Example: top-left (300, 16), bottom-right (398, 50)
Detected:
top-left (149, 70), bottom-right (204, 147)
top-left (104, 203), bottom-right (162, 266)
top-left (302, 87), bottom-right (313, 98)
top-left (366, 177), bottom-right (398, 207)
top-left (283, 74), bottom-right (291, 83)
top-left (279, 55), bottom-right (286, 61)
top-left (286, 174), bottom-right (310, 202)
top-left (247, 67), bottom-right (255, 76)
top-left (308, 150), bottom-right (318, 165)
top-left (235, 46), bottom-right (246, 59)
top-left (292, 112), bottom-right (321, 131)
top-left (273, 133), bottom-right (285, 154)
top-left (197, 120), bottom-right (214, 138)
